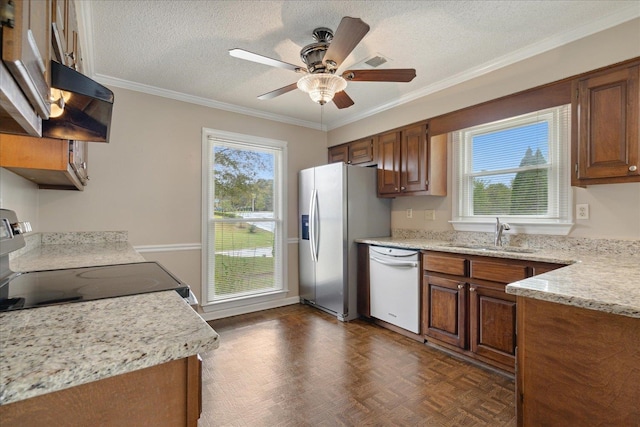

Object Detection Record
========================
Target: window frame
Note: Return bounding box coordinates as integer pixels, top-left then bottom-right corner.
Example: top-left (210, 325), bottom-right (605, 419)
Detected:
top-left (201, 128), bottom-right (288, 312)
top-left (451, 104), bottom-right (573, 235)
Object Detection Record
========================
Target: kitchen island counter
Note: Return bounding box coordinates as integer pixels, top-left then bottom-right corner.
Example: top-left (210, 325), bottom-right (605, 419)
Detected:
top-left (0, 236), bottom-right (219, 406)
top-left (357, 236), bottom-right (639, 318)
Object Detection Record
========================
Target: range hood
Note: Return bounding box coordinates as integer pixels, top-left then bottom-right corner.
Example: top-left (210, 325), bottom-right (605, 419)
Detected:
top-left (42, 61), bottom-right (114, 143)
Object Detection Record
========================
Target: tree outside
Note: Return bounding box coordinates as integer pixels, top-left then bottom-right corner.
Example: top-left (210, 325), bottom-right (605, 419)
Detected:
top-left (473, 147), bottom-right (548, 216)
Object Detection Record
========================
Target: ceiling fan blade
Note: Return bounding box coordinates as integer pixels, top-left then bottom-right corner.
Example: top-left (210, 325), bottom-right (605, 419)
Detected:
top-left (257, 83), bottom-right (299, 100)
top-left (324, 17), bottom-right (370, 68)
top-left (229, 48), bottom-right (303, 72)
top-left (333, 91), bottom-right (354, 109)
top-left (342, 69), bottom-right (416, 82)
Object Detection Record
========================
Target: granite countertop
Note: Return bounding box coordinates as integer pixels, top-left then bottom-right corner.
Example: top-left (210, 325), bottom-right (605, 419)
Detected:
top-left (0, 233), bottom-right (220, 406)
top-left (357, 237), bottom-right (640, 319)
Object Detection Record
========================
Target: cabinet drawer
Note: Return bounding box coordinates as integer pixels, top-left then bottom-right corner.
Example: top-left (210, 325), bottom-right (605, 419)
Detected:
top-left (470, 259), bottom-right (528, 283)
top-left (423, 253), bottom-right (467, 276)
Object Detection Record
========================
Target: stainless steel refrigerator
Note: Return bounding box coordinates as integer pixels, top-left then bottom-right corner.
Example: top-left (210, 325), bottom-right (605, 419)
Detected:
top-left (299, 162), bottom-right (391, 321)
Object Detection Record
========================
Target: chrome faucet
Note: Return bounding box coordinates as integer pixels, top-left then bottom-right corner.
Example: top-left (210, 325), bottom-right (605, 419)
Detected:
top-left (495, 217), bottom-right (510, 247)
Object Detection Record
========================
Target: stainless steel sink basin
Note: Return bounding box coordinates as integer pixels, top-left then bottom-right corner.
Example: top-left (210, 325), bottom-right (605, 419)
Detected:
top-left (444, 244), bottom-right (537, 254)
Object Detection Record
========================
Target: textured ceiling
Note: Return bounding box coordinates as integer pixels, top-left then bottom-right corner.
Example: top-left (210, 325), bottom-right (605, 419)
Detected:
top-left (81, 1), bottom-right (639, 130)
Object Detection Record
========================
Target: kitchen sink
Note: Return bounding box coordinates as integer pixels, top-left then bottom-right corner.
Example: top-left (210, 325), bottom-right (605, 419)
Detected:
top-left (444, 244), bottom-right (537, 254)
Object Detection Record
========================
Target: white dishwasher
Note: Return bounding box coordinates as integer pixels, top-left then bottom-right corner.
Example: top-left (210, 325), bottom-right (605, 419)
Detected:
top-left (369, 246), bottom-right (420, 334)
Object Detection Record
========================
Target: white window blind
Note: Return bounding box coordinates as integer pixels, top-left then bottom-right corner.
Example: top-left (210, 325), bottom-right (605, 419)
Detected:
top-left (202, 130), bottom-right (287, 306)
top-left (452, 104), bottom-right (572, 234)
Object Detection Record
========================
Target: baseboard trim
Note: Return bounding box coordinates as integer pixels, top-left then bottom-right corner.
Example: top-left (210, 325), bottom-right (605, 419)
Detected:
top-left (199, 296), bottom-right (300, 321)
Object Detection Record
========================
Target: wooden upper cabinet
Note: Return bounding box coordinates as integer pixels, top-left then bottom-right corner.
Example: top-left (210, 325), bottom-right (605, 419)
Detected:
top-left (348, 137), bottom-right (375, 165)
top-left (52, 0), bottom-right (81, 70)
top-left (400, 124), bottom-right (428, 193)
top-left (327, 144), bottom-right (348, 164)
top-left (377, 122), bottom-right (447, 197)
top-left (2, 0), bottom-right (52, 119)
top-left (376, 130), bottom-right (401, 194)
top-left (327, 137), bottom-right (376, 166)
top-left (572, 60), bottom-right (640, 185)
top-left (0, 133), bottom-right (87, 190)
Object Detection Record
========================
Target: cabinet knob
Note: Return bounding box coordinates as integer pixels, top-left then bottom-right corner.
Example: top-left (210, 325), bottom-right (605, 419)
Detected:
top-left (457, 284), bottom-right (464, 289)
top-left (400, 186), bottom-right (406, 191)
top-left (347, 160), bottom-right (352, 164)
top-left (470, 287), bottom-right (476, 292)
top-left (630, 165), bottom-right (638, 172)
top-left (394, 187), bottom-right (398, 192)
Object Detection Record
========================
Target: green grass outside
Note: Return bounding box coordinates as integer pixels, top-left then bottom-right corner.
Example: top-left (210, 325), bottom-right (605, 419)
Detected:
top-left (213, 218), bottom-right (275, 296)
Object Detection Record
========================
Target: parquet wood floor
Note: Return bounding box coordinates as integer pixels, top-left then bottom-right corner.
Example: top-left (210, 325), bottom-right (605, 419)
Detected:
top-left (202, 304), bottom-right (515, 427)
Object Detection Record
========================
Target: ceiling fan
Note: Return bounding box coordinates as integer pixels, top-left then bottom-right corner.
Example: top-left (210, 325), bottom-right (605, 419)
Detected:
top-left (229, 17), bottom-right (416, 109)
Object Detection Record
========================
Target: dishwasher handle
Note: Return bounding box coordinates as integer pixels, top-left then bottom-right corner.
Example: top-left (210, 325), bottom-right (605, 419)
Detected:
top-left (369, 255), bottom-right (418, 268)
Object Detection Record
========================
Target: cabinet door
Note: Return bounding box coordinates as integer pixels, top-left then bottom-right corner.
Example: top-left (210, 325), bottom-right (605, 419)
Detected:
top-left (400, 124), bottom-right (427, 193)
top-left (70, 141), bottom-right (89, 185)
top-left (469, 281), bottom-right (516, 368)
top-left (328, 144), bottom-right (348, 164)
top-left (51, 0), bottom-right (69, 64)
top-left (349, 137), bottom-right (375, 165)
top-left (377, 131), bottom-right (401, 195)
top-left (2, 0), bottom-right (51, 118)
top-left (423, 274), bottom-right (466, 348)
top-left (573, 63), bottom-right (640, 184)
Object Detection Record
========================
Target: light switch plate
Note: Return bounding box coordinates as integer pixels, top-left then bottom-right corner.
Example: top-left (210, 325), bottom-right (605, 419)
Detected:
top-left (576, 204), bottom-right (589, 220)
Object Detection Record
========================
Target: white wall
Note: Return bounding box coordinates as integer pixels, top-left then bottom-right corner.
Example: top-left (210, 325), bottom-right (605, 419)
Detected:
top-left (31, 87), bottom-right (326, 302)
top-left (328, 18), bottom-right (640, 240)
top-left (0, 169), bottom-right (39, 228)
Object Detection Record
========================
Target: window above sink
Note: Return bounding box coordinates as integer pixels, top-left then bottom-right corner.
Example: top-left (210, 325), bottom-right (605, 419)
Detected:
top-left (450, 104), bottom-right (573, 236)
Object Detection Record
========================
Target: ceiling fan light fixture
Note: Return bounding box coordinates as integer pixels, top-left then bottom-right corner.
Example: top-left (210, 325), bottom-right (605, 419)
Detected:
top-left (297, 73), bottom-right (347, 105)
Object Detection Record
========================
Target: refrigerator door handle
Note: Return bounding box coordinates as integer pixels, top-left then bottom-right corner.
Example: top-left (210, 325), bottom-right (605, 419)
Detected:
top-left (309, 188), bottom-right (318, 262)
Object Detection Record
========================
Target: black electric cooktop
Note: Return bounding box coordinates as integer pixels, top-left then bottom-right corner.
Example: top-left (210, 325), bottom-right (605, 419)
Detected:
top-left (0, 262), bottom-right (190, 312)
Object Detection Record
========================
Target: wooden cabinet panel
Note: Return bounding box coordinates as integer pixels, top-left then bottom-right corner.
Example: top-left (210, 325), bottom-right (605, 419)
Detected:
top-left (348, 137), bottom-right (375, 165)
top-left (470, 259), bottom-right (528, 283)
top-left (327, 138), bottom-right (375, 166)
top-left (572, 61), bottom-right (640, 185)
top-left (422, 252), bottom-right (466, 276)
top-left (328, 144), bottom-right (348, 164)
top-left (377, 131), bottom-right (401, 194)
top-left (400, 124), bottom-right (427, 193)
top-left (423, 275), bottom-right (467, 348)
top-left (0, 133), bottom-right (86, 190)
top-left (516, 297), bottom-right (640, 426)
top-left (469, 282), bottom-right (516, 367)
top-left (2, 0), bottom-right (52, 118)
top-left (0, 355), bottom-right (203, 427)
top-left (357, 244), bottom-right (371, 318)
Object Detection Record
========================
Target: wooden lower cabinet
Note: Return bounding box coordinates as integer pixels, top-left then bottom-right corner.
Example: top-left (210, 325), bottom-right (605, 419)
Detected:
top-left (516, 297), bottom-right (640, 426)
top-left (422, 275), bottom-right (466, 348)
top-left (422, 251), bottom-right (563, 373)
top-left (469, 281), bottom-right (517, 368)
top-left (0, 355), bottom-right (203, 427)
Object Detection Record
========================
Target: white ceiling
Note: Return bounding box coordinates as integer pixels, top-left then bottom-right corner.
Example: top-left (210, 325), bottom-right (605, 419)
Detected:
top-left (80, 1), bottom-right (639, 130)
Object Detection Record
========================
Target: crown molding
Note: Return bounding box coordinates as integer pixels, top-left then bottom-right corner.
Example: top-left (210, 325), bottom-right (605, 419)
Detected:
top-left (327, 6), bottom-right (640, 130)
top-left (94, 74), bottom-right (325, 131)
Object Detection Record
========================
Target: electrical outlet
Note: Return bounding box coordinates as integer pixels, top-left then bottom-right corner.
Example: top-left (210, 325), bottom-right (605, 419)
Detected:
top-left (406, 208), bottom-right (412, 219)
top-left (576, 204), bottom-right (589, 220)
top-left (425, 209), bottom-right (435, 221)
